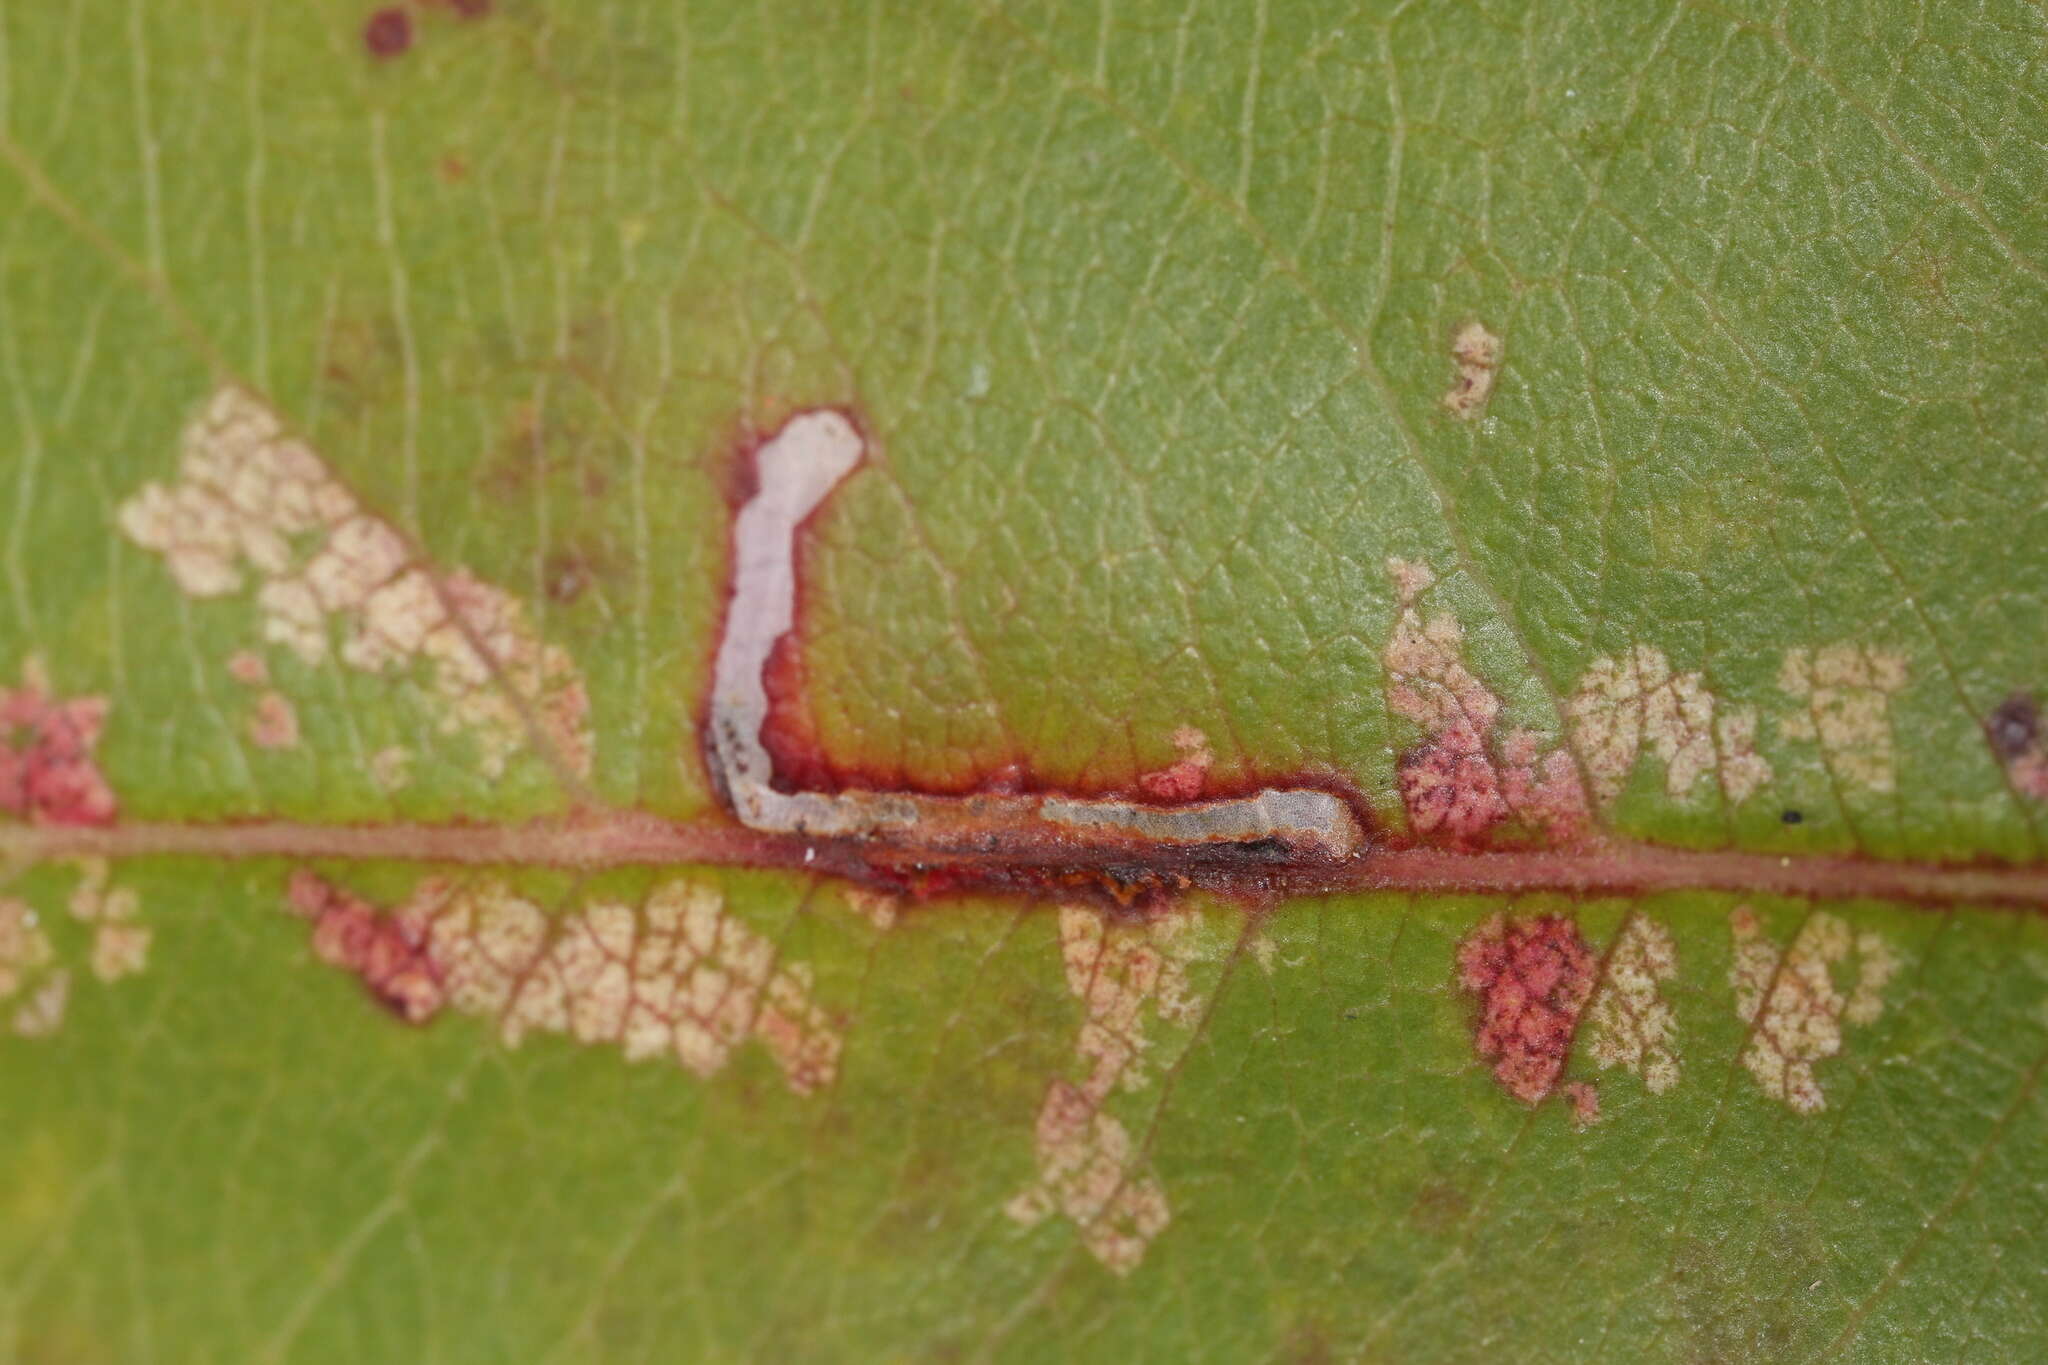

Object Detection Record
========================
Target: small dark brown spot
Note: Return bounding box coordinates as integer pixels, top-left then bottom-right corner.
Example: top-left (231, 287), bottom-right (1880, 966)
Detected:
top-left (363, 7), bottom-right (412, 59)
top-left (1987, 692), bottom-right (2039, 761)
top-left (1406, 1179), bottom-right (1472, 1237)
top-left (544, 552), bottom-right (591, 605)
top-left (1780, 808), bottom-right (1803, 825)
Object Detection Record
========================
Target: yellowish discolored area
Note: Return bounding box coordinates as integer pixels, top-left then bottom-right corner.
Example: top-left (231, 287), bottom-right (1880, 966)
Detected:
top-left (1729, 907), bottom-right (1898, 1113)
top-left (119, 387), bottom-right (591, 782)
top-left (287, 873), bottom-right (843, 1096)
top-left (1777, 645), bottom-right (1910, 794)
top-left (1005, 905), bottom-right (1204, 1275)
top-left (1584, 914), bottom-right (1682, 1094)
top-left (1567, 646), bottom-right (1770, 806)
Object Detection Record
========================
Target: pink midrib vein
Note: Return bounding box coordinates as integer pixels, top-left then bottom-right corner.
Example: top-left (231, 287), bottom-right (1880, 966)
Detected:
top-left (7, 815), bottom-right (2048, 912)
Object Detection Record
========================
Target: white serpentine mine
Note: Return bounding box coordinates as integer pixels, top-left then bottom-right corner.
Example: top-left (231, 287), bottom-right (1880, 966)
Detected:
top-left (706, 409), bottom-right (1363, 861)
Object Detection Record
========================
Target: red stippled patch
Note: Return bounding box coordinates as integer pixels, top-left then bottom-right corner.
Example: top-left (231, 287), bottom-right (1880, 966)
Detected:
top-left (363, 8), bottom-right (412, 58)
top-left (0, 664), bottom-right (116, 827)
top-left (287, 869), bottom-right (445, 1023)
top-left (1382, 560), bottom-right (1590, 849)
top-left (1456, 913), bottom-right (1597, 1105)
top-left (1562, 1080), bottom-right (1602, 1127)
top-left (1398, 718), bottom-right (1507, 842)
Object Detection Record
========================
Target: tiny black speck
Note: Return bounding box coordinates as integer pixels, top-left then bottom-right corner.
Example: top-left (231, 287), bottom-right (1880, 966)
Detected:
top-left (1780, 809), bottom-right (1804, 825)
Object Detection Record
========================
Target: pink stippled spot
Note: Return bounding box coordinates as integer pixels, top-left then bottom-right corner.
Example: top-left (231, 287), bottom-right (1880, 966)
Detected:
top-left (286, 869), bottom-right (445, 1023)
top-left (226, 650), bottom-right (269, 686)
top-left (1501, 731), bottom-right (1592, 842)
top-left (0, 668), bottom-right (116, 827)
top-left (1456, 913), bottom-right (1597, 1105)
top-left (1136, 760), bottom-right (1205, 802)
top-left (363, 7), bottom-right (411, 58)
top-left (1382, 561), bottom-right (1589, 849)
top-left (1399, 718), bottom-right (1508, 843)
top-left (248, 691), bottom-right (300, 750)
top-left (1136, 728), bottom-right (1211, 802)
top-left (1563, 1080), bottom-right (1602, 1127)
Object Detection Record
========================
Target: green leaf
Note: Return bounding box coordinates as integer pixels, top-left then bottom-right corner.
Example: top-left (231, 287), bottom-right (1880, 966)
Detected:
top-left (4, 1), bottom-right (2047, 1360)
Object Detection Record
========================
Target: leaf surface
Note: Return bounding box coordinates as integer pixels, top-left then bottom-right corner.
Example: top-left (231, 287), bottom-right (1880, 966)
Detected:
top-left (3, 1), bottom-right (2047, 1360)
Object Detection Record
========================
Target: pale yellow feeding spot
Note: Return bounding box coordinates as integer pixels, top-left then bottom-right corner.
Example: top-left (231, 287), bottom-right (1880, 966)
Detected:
top-left (119, 386), bottom-right (591, 783)
top-left (0, 861), bottom-right (152, 1039)
top-left (842, 887), bottom-right (900, 932)
top-left (70, 859), bottom-right (151, 986)
top-left (1776, 644), bottom-right (1909, 793)
top-left (1441, 320), bottom-right (1503, 419)
top-left (1729, 907), bottom-right (1898, 1113)
top-left (1583, 914), bottom-right (1681, 1094)
top-left (1567, 646), bottom-right (1770, 805)
top-left (0, 898), bottom-right (60, 1036)
top-left (419, 878), bottom-right (840, 1095)
top-left (370, 745), bottom-right (412, 793)
top-left (1005, 905), bottom-right (1204, 1276)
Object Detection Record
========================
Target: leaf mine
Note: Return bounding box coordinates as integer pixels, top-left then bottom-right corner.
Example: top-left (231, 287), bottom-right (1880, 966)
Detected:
top-left (285, 871), bottom-right (841, 1094)
top-left (1729, 907), bottom-right (1898, 1113)
top-left (705, 410), bottom-right (1363, 874)
top-left (118, 387), bottom-right (592, 783)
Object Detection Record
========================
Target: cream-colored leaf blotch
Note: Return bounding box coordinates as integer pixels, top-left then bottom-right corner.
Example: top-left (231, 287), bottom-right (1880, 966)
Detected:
top-left (1006, 906), bottom-right (1204, 1276)
top-left (1777, 644), bottom-right (1909, 794)
top-left (1441, 321), bottom-right (1503, 419)
top-left (1583, 915), bottom-right (1681, 1094)
top-left (286, 873), bottom-right (843, 1095)
top-left (1567, 646), bottom-right (1770, 806)
top-left (120, 386), bottom-right (591, 782)
top-left (1730, 907), bottom-right (1898, 1113)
